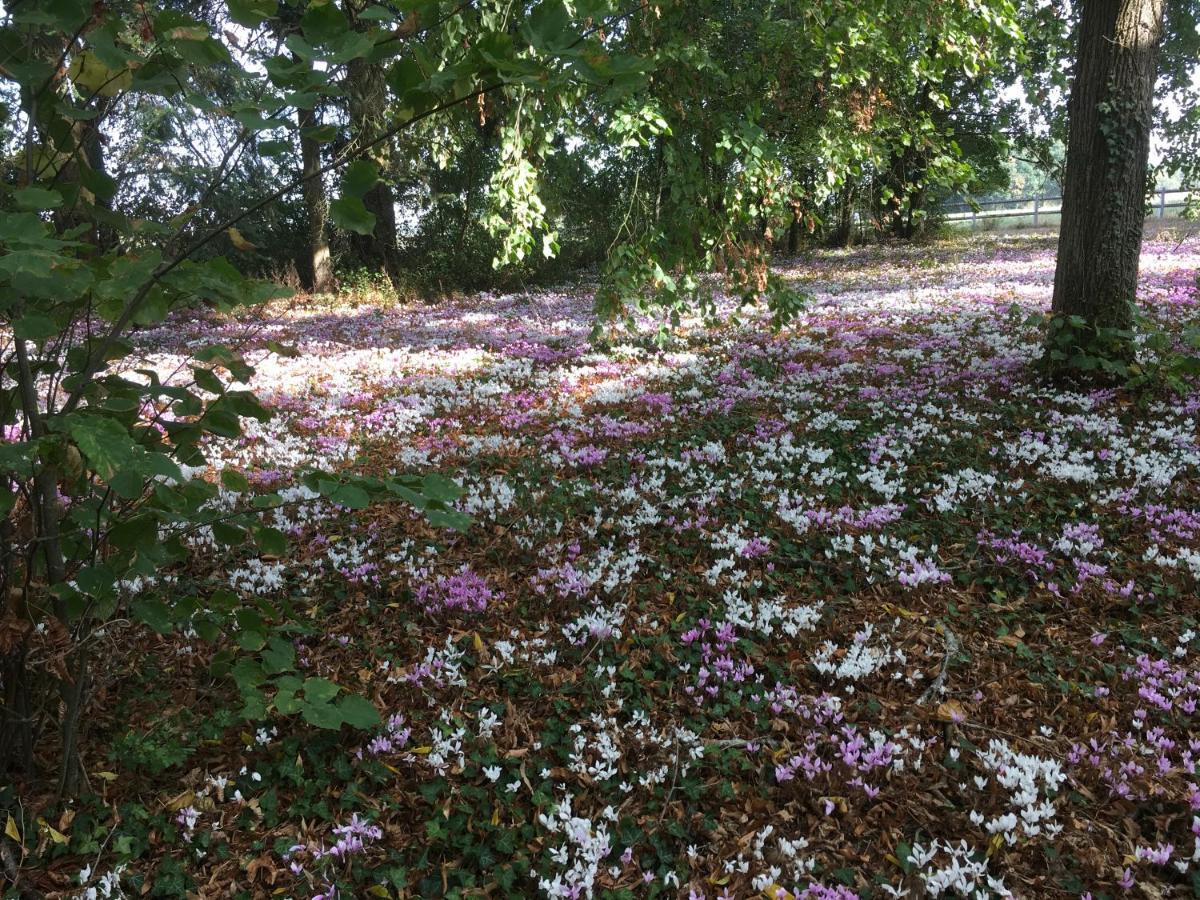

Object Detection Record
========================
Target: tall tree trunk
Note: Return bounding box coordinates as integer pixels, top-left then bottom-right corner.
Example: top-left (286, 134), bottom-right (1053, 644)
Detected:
top-left (345, 52), bottom-right (401, 285)
top-left (1050, 0), bottom-right (1165, 340)
top-left (297, 105), bottom-right (333, 293)
top-left (828, 183), bottom-right (856, 248)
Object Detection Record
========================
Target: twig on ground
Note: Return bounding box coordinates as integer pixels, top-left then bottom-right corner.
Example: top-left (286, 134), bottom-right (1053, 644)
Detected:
top-left (917, 622), bottom-right (960, 706)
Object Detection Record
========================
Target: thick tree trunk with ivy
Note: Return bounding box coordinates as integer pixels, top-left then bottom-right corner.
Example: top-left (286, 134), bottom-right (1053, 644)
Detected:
top-left (298, 106), bottom-right (334, 293)
top-left (1050, 0), bottom-right (1165, 342)
top-left (346, 55), bottom-right (401, 286)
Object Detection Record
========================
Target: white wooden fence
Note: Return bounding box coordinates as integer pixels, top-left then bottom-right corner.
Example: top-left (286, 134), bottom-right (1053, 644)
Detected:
top-left (941, 187), bottom-right (1193, 229)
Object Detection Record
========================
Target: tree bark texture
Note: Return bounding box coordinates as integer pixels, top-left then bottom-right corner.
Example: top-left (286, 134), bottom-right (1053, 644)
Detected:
top-left (1051, 0), bottom-right (1165, 332)
top-left (346, 53), bottom-right (402, 285)
top-left (298, 106), bottom-right (334, 293)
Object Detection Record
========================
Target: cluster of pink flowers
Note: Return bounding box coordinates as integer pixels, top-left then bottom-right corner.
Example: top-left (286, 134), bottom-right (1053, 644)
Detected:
top-left (417, 564), bottom-right (501, 615)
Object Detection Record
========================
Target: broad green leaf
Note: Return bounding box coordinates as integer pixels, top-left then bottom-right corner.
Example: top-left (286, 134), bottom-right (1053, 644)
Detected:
top-left (338, 694), bottom-right (381, 729)
top-left (228, 0), bottom-right (276, 26)
top-left (13, 186), bottom-right (63, 210)
top-left (328, 483), bottom-right (370, 509)
top-left (13, 314), bottom-right (57, 342)
top-left (329, 196), bottom-right (377, 235)
top-left (342, 159), bottom-right (380, 198)
top-left (303, 677), bottom-right (340, 704)
top-left (65, 416), bottom-right (136, 481)
top-left (301, 1), bottom-right (350, 44)
top-left (220, 468), bottom-right (250, 492)
top-left (420, 473), bottom-right (461, 503)
top-left (262, 637), bottom-right (296, 675)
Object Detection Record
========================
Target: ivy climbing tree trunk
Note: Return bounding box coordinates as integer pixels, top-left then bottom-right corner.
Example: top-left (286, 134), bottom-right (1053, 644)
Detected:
top-left (298, 105), bottom-right (334, 293)
top-left (1050, 0), bottom-right (1165, 345)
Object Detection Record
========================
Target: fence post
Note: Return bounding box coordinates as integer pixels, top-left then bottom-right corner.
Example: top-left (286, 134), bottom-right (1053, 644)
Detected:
top-left (1033, 197), bottom-right (1041, 227)
top-left (1159, 186), bottom-right (1167, 219)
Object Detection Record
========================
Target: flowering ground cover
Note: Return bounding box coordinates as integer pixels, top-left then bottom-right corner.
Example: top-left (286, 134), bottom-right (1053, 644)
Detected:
top-left (47, 230), bottom-right (1200, 898)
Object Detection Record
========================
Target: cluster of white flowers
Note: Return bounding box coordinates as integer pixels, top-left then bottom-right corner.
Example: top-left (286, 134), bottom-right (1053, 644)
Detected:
top-left (427, 715), bottom-right (468, 776)
top-left (227, 558), bottom-right (286, 595)
top-left (906, 840), bottom-right (1012, 897)
top-left (722, 588), bottom-right (823, 638)
top-left (458, 474), bottom-right (517, 520)
top-left (536, 793), bottom-right (614, 899)
top-left (746, 824), bottom-right (817, 894)
top-left (812, 622), bottom-right (905, 687)
top-left (973, 740), bottom-right (1065, 842)
top-left (78, 863), bottom-right (128, 899)
top-left (568, 716), bottom-right (624, 782)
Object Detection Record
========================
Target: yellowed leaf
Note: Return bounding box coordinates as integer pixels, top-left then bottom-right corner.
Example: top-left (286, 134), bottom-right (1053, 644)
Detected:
top-left (473, 632), bottom-right (484, 653)
top-left (411, 746), bottom-right (432, 755)
top-left (5, 814), bottom-right (20, 844)
top-left (366, 886), bottom-right (391, 898)
top-left (987, 832), bottom-right (1004, 857)
top-left (228, 227), bottom-right (257, 251)
top-left (164, 789), bottom-right (195, 812)
top-left (935, 699), bottom-right (966, 722)
top-left (37, 818), bottom-right (69, 845)
top-left (94, 770), bottom-right (119, 782)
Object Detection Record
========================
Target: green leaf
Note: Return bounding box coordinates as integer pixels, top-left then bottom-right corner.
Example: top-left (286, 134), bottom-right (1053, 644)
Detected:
top-left (337, 694), bottom-right (381, 729)
top-left (527, 0), bottom-right (573, 52)
top-left (342, 159), bottom-right (380, 198)
top-left (301, 0), bottom-right (350, 44)
top-left (193, 366), bottom-right (225, 394)
top-left (420, 473), bottom-right (461, 503)
top-left (13, 314), bottom-right (57, 342)
top-left (328, 483), bottom-right (370, 509)
top-left (300, 698), bottom-right (344, 729)
top-left (426, 507), bottom-right (472, 531)
top-left (211, 520), bottom-right (246, 545)
top-left (13, 186), bottom-right (63, 210)
top-left (78, 165), bottom-right (118, 203)
top-left (300, 123), bottom-right (338, 143)
top-left (228, 0), bottom-right (276, 26)
top-left (237, 629), bottom-right (268, 651)
top-left (220, 468), bottom-right (250, 492)
top-left (329, 196), bottom-right (377, 235)
top-left (65, 416), bottom-right (136, 481)
top-left (262, 637), bottom-right (296, 675)
top-left (303, 677), bottom-right (340, 704)
top-left (274, 675), bottom-right (303, 714)
top-left (254, 525), bottom-right (287, 557)
top-left (387, 58), bottom-right (425, 97)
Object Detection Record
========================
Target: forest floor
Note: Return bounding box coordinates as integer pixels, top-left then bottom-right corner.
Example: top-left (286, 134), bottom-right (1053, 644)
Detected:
top-left (17, 229), bottom-right (1200, 899)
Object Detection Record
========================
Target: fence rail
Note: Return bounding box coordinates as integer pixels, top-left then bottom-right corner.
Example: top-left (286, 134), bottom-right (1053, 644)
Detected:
top-left (942, 187), bottom-right (1193, 229)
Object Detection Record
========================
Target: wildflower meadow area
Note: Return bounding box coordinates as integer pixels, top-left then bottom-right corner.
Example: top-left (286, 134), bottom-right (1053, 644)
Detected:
top-left (3, 1), bottom-right (1200, 899)
top-left (15, 230), bottom-right (1191, 898)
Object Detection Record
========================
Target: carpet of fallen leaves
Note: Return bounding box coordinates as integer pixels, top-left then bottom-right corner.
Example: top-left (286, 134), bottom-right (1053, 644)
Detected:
top-left (9, 230), bottom-right (1200, 900)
